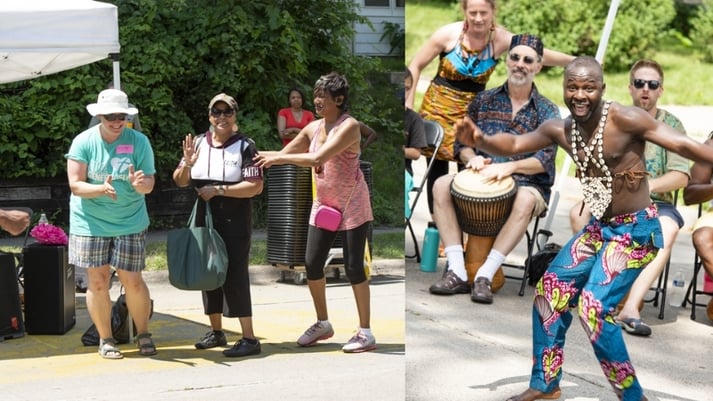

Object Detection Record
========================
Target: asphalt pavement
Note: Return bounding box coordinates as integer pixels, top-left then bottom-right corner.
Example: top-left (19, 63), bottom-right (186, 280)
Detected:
top-left (0, 243), bottom-right (405, 401)
top-left (406, 161), bottom-right (713, 401)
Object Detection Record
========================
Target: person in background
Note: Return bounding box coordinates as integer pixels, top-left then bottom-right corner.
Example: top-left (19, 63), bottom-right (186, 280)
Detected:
top-left (404, 68), bottom-right (427, 219)
top-left (0, 209), bottom-right (30, 236)
top-left (455, 56), bottom-right (713, 401)
top-left (683, 131), bottom-right (713, 320)
top-left (569, 59), bottom-right (690, 337)
top-left (277, 87), bottom-right (315, 147)
top-left (428, 34), bottom-right (559, 303)
top-left (359, 121), bottom-right (379, 151)
top-left (406, 0), bottom-right (572, 219)
top-left (254, 72), bottom-right (376, 353)
top-left (66, 88), bottom-right (156, 359)
top-left (173, 93), bottom-right (264, 358)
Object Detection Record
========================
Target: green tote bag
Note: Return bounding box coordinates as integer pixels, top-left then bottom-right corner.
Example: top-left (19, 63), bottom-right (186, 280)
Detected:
top-left (167, 199), bottom-right (228, 290)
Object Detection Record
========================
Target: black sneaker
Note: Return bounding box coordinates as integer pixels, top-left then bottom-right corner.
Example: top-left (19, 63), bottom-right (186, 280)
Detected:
top-left (223, 338), bottom-right (261, 357)
top-left (194, 330), bottom-right (227, 349)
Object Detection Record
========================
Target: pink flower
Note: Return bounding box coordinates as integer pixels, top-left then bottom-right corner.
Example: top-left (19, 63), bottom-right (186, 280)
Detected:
top-left (30, 223), bottom-right (68, 246)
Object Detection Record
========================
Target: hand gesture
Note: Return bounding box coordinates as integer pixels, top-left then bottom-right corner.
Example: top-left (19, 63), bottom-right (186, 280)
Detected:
top-left (103, 175), bottom-right (117, 200)
top-left (182, 133), bottom-right (200, 167)
top-left (454, 116), bottom-right (483, 148)
top-left (128, 165), bottom-right (146, 190)
top-left (253, 153), bottom-right (274, 169)
top-left (465, 155), bottom-right (491, 172)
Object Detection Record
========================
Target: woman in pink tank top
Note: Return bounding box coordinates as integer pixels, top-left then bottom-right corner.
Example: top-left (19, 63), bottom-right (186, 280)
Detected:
top-left (254, 72), bottom-right (376, 353)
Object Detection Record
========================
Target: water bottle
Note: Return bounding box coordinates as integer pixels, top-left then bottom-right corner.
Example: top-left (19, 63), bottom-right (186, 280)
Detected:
top-left (420, 222), bottom-right (439, 272)
top-left (38, 213), bottom-right (49, 225)
top-left (669, 270), bottom-right (686, 307)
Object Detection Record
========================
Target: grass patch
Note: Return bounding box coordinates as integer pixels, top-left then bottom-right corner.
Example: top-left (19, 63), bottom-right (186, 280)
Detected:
top-left (144, 230), bottom-right (404, 271)
top-left (0, 230), bottom-right (403, 272)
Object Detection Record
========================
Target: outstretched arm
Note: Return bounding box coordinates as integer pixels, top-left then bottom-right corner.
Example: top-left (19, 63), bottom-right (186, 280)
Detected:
top-left (454, 116), bottom-right (560, 157)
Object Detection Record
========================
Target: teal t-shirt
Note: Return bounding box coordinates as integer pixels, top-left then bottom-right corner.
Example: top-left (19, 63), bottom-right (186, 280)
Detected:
top-left (65, 126), bottom-right (155, 236)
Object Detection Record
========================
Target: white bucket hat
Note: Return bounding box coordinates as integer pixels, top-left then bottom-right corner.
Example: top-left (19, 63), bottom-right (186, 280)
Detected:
top-left (86, 89), bottom-right (139, 116)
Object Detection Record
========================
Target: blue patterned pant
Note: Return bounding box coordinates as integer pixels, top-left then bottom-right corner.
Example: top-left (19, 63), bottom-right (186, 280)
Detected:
top-left (529, 204), bottom-right (662, 401)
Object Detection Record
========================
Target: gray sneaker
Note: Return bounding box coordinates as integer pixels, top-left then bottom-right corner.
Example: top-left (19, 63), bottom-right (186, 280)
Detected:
top-left (342, 329), bottom-right (377, 353)
top-left (297, 321), bottom-right (334, 347)
top-left (194, 330), bottom-right (228, 349)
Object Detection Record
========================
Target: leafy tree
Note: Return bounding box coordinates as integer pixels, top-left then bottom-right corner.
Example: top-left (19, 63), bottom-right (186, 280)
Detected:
top-left (690, 0), bottom-right (713, 62)
top-left (499, 0), bottom-right (675, 72)
top-left (0, 0), bottom-right (403, 227)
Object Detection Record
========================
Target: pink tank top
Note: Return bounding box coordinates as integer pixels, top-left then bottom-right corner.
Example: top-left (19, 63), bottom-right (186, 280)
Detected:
top-left (308, 115), bottom-right (373, 230)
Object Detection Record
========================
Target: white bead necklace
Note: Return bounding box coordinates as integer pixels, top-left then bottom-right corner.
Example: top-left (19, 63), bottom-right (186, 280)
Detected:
top-left (571, 100), bottom-right (613, 219)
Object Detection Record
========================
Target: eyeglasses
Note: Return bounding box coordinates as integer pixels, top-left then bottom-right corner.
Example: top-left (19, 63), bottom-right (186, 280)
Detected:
top-left (103, 114), bottom-right (128, 121)
top-left (632, 79), bottom-right (660, 90)
top-left (210, 108), bottom-right (235, 117)
top-left (509, 53), bottom-right (536, 65)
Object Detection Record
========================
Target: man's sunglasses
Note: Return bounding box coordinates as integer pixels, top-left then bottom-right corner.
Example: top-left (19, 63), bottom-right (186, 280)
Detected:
top-left (103, 114), bottom-right (128, 121)
top-left (632, 79), bottom-right (660, 90)
top-left (509, 53), bottom-right (536, 65)
top-left (210, 108), bottom-right (235, 117)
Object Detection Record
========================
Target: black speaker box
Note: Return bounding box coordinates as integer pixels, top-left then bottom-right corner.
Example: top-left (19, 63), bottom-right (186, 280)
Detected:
top-left (22, 244), bottom-right (76, 334)
top-left (0, 252), bottom-right (24, 340)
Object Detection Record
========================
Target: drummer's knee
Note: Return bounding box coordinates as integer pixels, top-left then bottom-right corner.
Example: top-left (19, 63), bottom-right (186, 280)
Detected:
top-left (433, 175), bottom-right (454, 204)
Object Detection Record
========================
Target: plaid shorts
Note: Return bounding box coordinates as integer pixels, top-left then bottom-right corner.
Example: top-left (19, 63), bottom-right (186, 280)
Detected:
top-left (68, 231), bottom-right (146, 272)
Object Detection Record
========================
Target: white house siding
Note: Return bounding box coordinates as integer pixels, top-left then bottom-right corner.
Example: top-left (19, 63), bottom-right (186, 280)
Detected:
top-left (353, 1), bottom-right (404, 56)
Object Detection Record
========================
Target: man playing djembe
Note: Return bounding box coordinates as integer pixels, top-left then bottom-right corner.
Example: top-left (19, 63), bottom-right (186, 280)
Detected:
top-left (428, 34), bottom-right (561, 304)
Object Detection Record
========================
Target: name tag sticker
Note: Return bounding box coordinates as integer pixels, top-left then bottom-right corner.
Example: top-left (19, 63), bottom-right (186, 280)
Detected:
top-left (117, 145), bottom-right (134, 154)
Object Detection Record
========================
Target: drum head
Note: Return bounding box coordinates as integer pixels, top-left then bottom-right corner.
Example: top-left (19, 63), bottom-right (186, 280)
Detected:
top-left (451, 169), bottom-right (515, 198)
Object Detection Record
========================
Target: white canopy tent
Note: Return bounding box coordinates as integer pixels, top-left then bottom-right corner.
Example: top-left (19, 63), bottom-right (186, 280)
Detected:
top-left (0, 0), bottom-right (121, 87)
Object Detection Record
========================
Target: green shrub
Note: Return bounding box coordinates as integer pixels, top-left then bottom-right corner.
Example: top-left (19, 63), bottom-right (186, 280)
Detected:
top-left (499, 0), bottom-right (675, 72)
top-left (691, 0), bottom-right (713, 62)
top-left (0, 0), bottom-right (403, 228)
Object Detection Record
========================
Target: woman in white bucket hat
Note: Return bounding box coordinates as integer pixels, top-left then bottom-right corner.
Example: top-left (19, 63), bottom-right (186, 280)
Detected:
top-left (65, 88), bottom-right (157, 359)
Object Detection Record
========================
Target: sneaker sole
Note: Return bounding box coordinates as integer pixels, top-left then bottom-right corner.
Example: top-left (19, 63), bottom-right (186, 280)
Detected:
top-left (195, 341), bottom-right (228, 350)
top-left (342, 344), bottom-right (377, 353)
top-left (297, 332), bottom-right (334, 347)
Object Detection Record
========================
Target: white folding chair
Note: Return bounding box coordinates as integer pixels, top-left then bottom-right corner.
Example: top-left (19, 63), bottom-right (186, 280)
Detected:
top-left (406, 120), bottom-right (444, 262)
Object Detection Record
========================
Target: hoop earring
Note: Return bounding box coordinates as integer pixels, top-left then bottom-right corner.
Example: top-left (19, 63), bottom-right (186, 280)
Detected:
top-left (490, 22), bottom-right (495, 32)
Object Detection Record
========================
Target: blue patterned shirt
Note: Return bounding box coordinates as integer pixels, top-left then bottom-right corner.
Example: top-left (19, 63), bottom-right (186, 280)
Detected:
top-left (455, 81), bottom-right (560, 203)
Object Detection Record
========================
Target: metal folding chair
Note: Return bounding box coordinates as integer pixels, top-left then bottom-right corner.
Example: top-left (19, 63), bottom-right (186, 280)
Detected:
top-left (406, 120), bottom-right (444, 262)
top-left (502, 211), bottom-right (552, 296)
top-left (683, 203), bottom-right (713, 320)
top-left (642, 191), bottom-right (679, 320)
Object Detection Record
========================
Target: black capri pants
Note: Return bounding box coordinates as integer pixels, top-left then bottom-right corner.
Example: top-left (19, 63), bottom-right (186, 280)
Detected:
top-left (305, 222), bottom-right (370, 284)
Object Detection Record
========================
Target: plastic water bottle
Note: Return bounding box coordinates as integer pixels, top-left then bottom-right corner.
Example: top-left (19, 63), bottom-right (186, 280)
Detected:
top-left (420, 222), bottom-right (439, 272)
top-left (669, 270), bottom-right (686, 307)
top-left (38, 213), bottom-right (49, 225)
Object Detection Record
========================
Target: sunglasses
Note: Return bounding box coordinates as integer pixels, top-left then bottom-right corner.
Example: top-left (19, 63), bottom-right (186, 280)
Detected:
top-left (509, 53), bottom-right (536, 65)
top-left (210, 108), bottom-right (235, 117)
top-left (103, 113), bottom-right (128, 121)
top-left (632, 79), bottom-right (660, 90)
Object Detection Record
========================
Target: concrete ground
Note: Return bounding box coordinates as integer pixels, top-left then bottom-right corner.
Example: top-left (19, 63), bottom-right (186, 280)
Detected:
top-left (406, 159), bottom-right (713, 401)
top-left (0, 250), bottom-right (405, 401)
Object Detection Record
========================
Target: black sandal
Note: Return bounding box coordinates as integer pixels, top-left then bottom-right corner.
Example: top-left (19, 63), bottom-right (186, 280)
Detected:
top-left (136, 332), bottom-right (157, 356)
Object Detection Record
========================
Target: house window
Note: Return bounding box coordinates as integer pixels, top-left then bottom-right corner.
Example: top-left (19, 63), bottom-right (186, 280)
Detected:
top-left (364, 0), bottom-right (404, 7)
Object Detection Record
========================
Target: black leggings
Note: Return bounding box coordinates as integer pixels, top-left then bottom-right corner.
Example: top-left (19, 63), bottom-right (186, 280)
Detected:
top-left (305, 222), bottom-right (370, 284)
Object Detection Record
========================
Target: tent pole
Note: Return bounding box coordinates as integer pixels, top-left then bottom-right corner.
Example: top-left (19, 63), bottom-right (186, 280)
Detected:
top-left (540, 0), bottom-right (620, 245)
top-left (111, 53), bottom-right (121, 91)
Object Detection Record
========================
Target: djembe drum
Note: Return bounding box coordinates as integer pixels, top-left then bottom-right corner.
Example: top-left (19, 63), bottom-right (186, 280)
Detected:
top-left (450, 169), bottom-right (518, 290)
